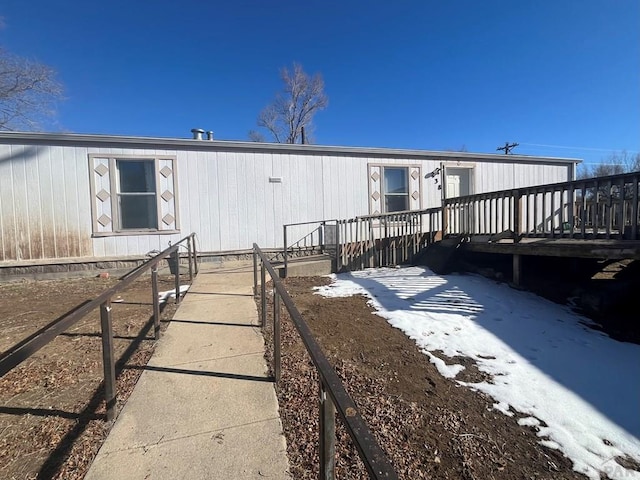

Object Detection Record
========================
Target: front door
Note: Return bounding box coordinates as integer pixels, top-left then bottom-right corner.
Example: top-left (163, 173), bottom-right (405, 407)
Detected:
top-left (444, 167), bottom-right (474, 234)
top-left (444, 167), bottom-right (472, 198)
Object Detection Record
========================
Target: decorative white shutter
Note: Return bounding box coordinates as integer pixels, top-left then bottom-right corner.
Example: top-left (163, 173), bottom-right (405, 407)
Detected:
top-left (409, 166), bottom-right (422, 210)
top-left (369, 165), bottom-right (382, 214)
top-left (157, 158), bottom-right (178, 231)
top-left (90, 157), bottom-right (114, 233)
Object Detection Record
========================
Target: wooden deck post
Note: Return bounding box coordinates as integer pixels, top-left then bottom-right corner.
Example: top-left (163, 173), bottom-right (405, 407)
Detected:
top-left (514, 189), bottom-right (522, 242)
top-left (512, 254), bottom-right (522, 287)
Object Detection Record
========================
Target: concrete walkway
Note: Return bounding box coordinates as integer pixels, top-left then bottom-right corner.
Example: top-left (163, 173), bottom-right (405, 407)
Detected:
top-left (85, 261), bottom-right (290, 480)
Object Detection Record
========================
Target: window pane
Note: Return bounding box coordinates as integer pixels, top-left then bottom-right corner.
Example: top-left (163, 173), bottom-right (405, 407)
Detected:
top-left (118, 161), bottom-right (156, 193)
top-left (385, 195), bottom-right (409, 213)
top-left (119, 195), bottom-right (158, 229)
top-left (384, 168), bottom-right (408, 194)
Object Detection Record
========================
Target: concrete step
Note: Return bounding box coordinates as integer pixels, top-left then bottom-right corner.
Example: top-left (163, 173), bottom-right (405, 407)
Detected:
top-left (279, 255), bottom-right (334, 277)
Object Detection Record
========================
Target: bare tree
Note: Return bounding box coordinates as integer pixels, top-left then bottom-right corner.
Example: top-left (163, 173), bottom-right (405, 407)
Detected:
top-left (250, 63), bottom-right (327, 144)
top-left (0, 47), bottom-right (63, 131)
top-left (576, 151), bottom-right (640, 202)
top-left (577, 151), bottom-right (640, 179)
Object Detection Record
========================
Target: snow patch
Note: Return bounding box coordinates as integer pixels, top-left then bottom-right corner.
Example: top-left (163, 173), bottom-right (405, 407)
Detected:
top-left (158, 284), bottom-right (190, 303)
top-left (316, 266), bottom-right (640, 480)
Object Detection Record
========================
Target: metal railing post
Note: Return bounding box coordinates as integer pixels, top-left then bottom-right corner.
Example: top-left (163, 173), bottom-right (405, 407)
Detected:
top-left (151, 266), bottom-right (160, 340)
top-left (192, 234), bottom-right (199, 275)
top-left (173, 249), bottom-right (181, 304)
top-left (187, 236), bottom-right (194, 282)
top-left (319, 380), bottom-right (336, 480)
top-left (283, 225), bottom-right (288, 278)
top-left (253, 247), bottom-right (258, 296)
top-left (260, 263), bottom-right (267, 328)
top-left (100, 299), bottom-right (117, 421)
top-left (335, 221), bottom-right (341, 272)
top-left (273, 290), bottom-right (281, 383)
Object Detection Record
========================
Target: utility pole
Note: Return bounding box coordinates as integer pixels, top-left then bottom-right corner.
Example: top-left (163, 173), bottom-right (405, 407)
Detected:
top-left (497, 142), bottom-right (519, 154)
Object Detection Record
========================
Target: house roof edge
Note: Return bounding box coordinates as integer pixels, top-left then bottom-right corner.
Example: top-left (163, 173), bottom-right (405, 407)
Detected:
top-left (0, 131), bottom-right (582, 164)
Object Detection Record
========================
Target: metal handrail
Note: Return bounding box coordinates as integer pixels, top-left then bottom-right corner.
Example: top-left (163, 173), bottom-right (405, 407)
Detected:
top-left (253, 244), bottom-right (398, 480)
top-left (282, 219), bottom-right (338, 277)
top-left (0, 233), bottom-right (198, 420)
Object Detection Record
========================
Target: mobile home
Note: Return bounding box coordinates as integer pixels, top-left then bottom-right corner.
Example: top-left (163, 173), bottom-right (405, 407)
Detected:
top-left (0, 132), bottom-right (578, 265)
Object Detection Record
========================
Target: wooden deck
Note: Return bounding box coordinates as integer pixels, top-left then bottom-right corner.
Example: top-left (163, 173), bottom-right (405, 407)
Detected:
top-left (460, 237), bottom-right (640, 260)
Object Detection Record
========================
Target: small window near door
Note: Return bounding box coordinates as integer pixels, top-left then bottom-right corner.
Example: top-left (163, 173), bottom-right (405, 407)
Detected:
top-left (116, 160), bottom-right (158, 229)
top-left (383, 167), bottom-right (409, 212)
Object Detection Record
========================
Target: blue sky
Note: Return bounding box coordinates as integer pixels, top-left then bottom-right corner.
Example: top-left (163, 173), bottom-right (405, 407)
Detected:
top-left (1, 1), bottom-right (638, 165)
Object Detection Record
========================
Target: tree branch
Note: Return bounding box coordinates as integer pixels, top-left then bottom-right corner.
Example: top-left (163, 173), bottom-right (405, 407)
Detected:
top-left (251, 62), bottom-right (327, 144)
top-left (0, 47), bottom-right (63, 131)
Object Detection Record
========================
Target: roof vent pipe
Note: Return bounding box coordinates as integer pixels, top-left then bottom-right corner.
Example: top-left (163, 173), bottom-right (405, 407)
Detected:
top-left (206, 131), bottom-right (214, 141)
top-left (191, 128), bottom-right (204, 140)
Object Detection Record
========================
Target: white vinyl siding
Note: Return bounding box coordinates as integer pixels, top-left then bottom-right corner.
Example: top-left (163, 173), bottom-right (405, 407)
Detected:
top-left (0, 137), bottom-right (576, 261)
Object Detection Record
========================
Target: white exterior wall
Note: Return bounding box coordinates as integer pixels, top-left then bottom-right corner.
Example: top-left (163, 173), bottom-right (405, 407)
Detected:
top-left (0, 137), bottom-right (576, 262)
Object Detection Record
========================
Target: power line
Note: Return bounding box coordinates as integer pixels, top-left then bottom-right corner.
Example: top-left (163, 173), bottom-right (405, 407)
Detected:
top-left (497, 142), bottom-right (519, 154)
top-left (519, 142), bottom-right (639, 154)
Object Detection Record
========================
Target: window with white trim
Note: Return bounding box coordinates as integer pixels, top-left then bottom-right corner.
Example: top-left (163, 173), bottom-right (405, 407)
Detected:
top-left (117, 159), bottom-right (158, 229)
top-left (89, 155), bottom-right (179, 235)
top-left (368, 164), bottom-right (421, 214)
top-left (383, 167), bottom-right (409, 212)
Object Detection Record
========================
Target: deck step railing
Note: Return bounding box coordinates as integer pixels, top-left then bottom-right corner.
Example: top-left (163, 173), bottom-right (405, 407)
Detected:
top-left (335, 208), bottom-right (442, 270)
top-left (282, 209), bottom-right (443, 275)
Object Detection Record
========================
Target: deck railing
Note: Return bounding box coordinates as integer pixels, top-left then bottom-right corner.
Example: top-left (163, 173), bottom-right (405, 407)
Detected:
top-left (253, 244), bottom-right (398, 480)
top-left (444, 171), bottom-right (640, 241)
top-left (0, 233), bottom-right (198, 420)
top-left (280, 172), bottom-right (639, 277)
top-left (335, 208), bottom-right (442, 270)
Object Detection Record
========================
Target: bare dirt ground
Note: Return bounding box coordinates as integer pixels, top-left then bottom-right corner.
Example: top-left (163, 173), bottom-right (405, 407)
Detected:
top-left (262, 277), bottom-right (590, 480)
top-left (0, 274), bottom-right (181, 480)
top-left (1, 267), bottom-right (629, 479)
